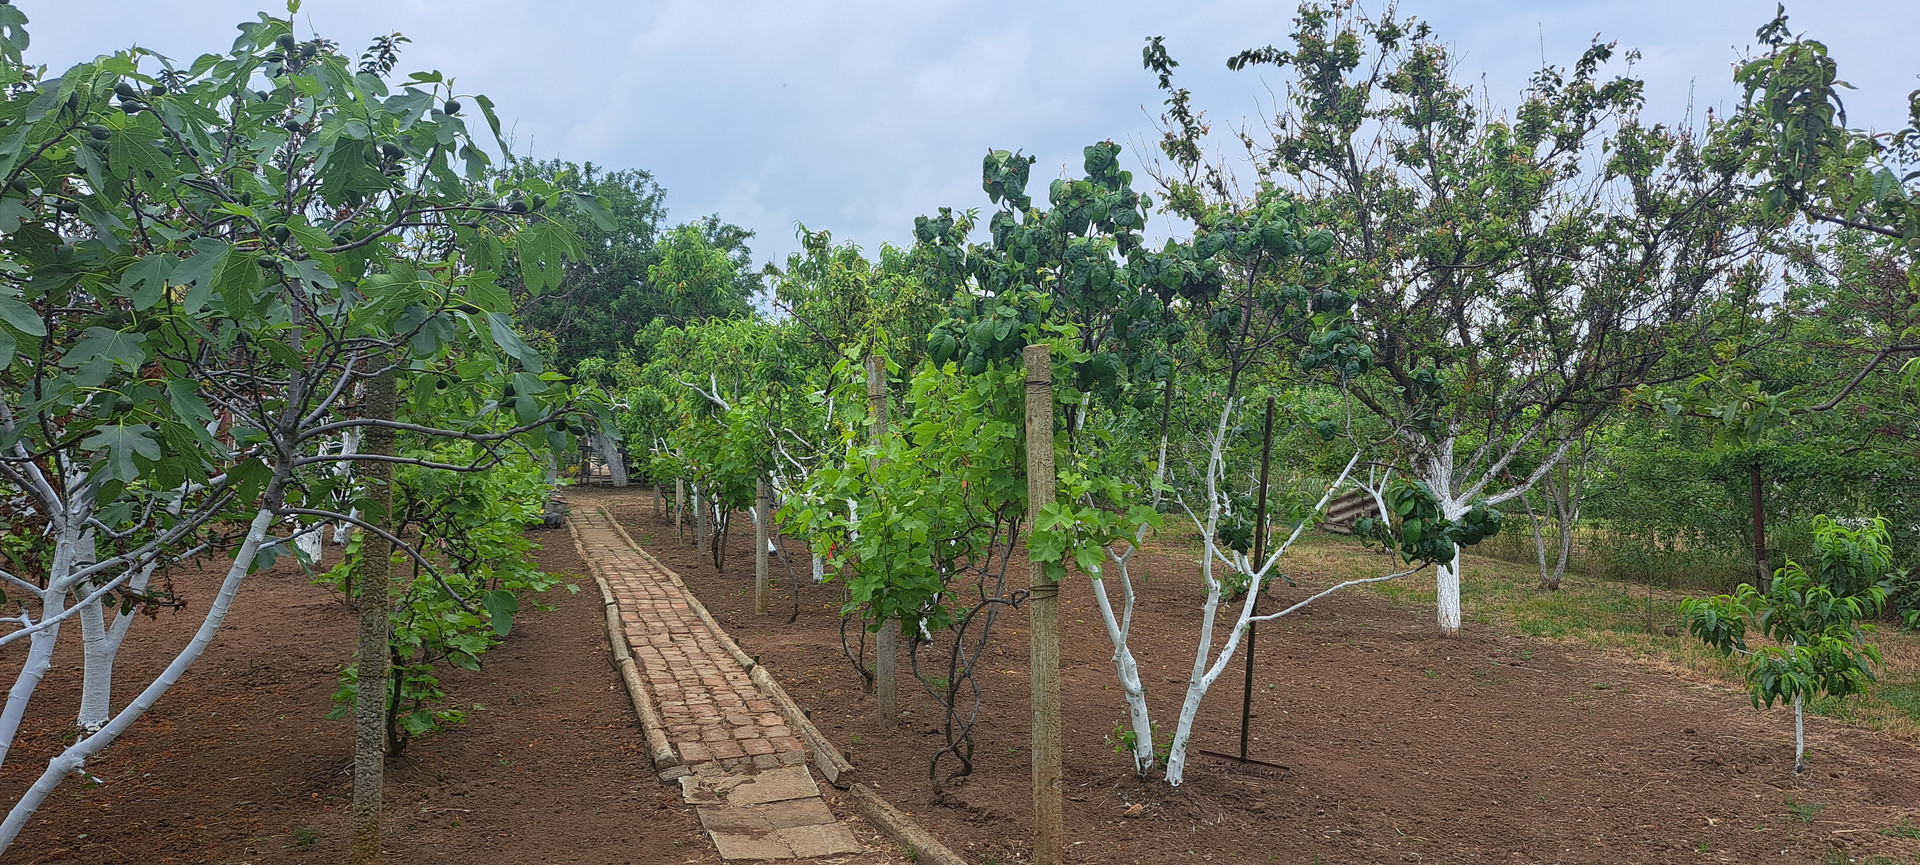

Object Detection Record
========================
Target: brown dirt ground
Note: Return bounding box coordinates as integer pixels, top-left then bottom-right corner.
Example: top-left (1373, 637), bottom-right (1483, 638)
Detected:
top-left (0, 523), bottom-right (712, 864)
top-left (601, 488), bottom-right (1920, 865)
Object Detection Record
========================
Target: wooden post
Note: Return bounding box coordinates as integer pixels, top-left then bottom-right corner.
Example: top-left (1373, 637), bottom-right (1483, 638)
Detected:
top-left (675, 478), bottom-right (686, 541)
top-left (1239, 395), bottom-right (1275, 761)
top-left (694, 484), bottom-right (709, 551)
top-left (352, 368), bottom-right (397, 865)
top-left (755, 477), bottom-right (772, 616)
top-left (1750, 461), bottom-right (1770, 591)
top-left (1022, 344), bottom-right (1061, 865)
top-left (866, 354), bottom-right (897, 728)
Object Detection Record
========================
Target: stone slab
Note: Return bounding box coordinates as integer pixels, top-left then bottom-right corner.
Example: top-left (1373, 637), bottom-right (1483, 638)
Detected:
top-left (776, 822), bottom-right (864, 858)
top-left (709, 829), bottom-right (794, 860)
top-left (724, 765), bottom-right (820, 806)
top-left (696, 797), bottom-right (837, 833)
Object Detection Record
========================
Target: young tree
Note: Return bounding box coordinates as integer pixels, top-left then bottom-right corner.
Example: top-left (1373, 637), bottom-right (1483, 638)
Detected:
top-left (1682, 516), bottom-right (1891, 773)
top-left (0, 6), bottom-right (599, 851)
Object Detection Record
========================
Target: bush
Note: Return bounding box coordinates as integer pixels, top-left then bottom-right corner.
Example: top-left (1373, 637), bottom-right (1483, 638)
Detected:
top-left (321, 448), bottom-right (568, 752)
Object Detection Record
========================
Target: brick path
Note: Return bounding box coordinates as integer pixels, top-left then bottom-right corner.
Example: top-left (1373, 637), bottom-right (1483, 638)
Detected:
top-left (570, 506), bottom-right (862, 859)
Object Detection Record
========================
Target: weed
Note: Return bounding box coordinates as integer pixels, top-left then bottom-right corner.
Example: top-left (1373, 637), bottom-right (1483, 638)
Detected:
top-left (1881, 817), bottom-right (1920, 839)
top-left (1785, 798), bottom-right (1828, 823)
top-left (293, 827), bottom-right (319, 847)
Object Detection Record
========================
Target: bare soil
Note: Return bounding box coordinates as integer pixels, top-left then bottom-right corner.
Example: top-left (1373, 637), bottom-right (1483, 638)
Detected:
top-left (604, 489), bottom-right (1920, 865)
top-left (0, 524), bottom-right (712, 864)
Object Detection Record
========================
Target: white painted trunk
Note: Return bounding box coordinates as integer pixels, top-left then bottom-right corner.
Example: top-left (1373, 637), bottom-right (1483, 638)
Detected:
top-left (0, 593), bottom-right (63, 770)
top-left (330, 431), bottom-right (361, 544)
top-left (1794, 694), bottom-right (1805, 773)
top-left (0, 517), bottom-right (88, 768)
top-left (1164, 575), bottom-right (1223, 787)
top-left (1423, 438), bottom-right (1466, 636)
top-left (597, 434), bottom-right (628, 487)
top-left (1088, 561), bottom-right (1154, 775)
top-left (0, 510), bottom-right (275, 855)
top-left (72, 531), bottom-right (118, 734)
top-left (76, 601), bottom-right (111, 733)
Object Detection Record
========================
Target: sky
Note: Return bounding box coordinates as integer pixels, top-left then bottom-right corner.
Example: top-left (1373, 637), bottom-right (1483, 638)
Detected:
top-left (23, 1), bottom-right (1920, 271)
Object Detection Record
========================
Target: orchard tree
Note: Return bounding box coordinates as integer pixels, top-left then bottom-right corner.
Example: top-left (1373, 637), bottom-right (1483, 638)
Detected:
top-left (0, 6), bottom-right (601, 852)
top-left (1635, 9), bottom-right (1920, 589)
top-left (1150, 2), bottom-right (1762, 633)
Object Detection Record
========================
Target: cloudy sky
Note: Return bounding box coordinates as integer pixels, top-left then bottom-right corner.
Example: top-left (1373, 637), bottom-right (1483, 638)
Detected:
top-left (24, 1), bottom-right (1920, 269)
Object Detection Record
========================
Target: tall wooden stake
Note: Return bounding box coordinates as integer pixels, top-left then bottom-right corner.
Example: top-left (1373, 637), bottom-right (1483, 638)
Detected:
top-left (1750, 460), bottom-right (1770, 591)
top-left (866, 355), bottom-right (898, 728)
top-left (755, 477), bottom-right (772, 616)
top-left (1238, 396), bottom-right (1275, 761)
top-left (1023, 344), bottom-right (1061, 865)
top-left (675, 478), bottom-right (685, 542)
top-left (352, 369), bottom-right (397, 865)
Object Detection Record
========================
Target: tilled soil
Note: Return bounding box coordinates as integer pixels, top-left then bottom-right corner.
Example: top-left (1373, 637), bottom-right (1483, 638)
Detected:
top-left (0, 524), bottom-right (709, 864)
top-left (602, 489), bottom-right (1920, 865)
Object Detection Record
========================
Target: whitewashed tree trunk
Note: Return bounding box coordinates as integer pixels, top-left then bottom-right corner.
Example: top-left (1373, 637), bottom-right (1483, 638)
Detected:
top-left (1794, 693), bottom-right (1806, 773)
top-left (1153, 400), bottom-right (1401, 786)
top-left (1091, 548), bottom-right (1154, 774)
top-left (596, 433), bottom-right (628, 487)
top-left (74, 531), bottom-right (116, 734)
top-left (331, 430), bottom-right (362, 544)
top-left (0, 488), bottom-right (93, 768)
top-left (0, 591), bottom-right (64, 770)
top-left (0, 510), bottom-right (275, 854)
top-left (1420, 436), bottom-right (1467, 635)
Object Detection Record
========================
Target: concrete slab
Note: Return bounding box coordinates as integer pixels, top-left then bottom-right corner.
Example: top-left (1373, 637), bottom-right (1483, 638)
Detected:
top-left (709, 829), bottom-right (793, 860)
top-left (776, 822), bottom-right (864, 858)
top-left (697, 798), bottom-right (837, 833)
top-left (725, 765), bottom-right (819, 806)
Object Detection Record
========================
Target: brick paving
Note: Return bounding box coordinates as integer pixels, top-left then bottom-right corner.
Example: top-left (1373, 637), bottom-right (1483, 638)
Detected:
top-left (571, 507), bottom-right (809, 773)
top-left (571, 505), bottom-right (862, 859)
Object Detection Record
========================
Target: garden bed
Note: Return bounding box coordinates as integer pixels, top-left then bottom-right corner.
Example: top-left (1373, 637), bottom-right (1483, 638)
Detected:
top-left (606, 490), bottom-right (1920, 865)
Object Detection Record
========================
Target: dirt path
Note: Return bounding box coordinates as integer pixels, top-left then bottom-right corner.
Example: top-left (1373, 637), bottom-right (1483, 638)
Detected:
top-left (601, 490), bottom-right (1920, 865)
top-left (0, 524), bottom-right (710, 864)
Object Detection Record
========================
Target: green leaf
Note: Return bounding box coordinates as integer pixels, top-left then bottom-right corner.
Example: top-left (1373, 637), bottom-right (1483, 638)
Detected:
top-left (60, 328), bottom-right (147, 370)
top-left (574, 193), bottom-right (616, 232)
top-left (486, 311), bottom-right (544, 374)
top-left (229, 457), bottom-right (273, 506)
top-left (118, 255), bottom-right (175, 311)
top-left (472, 94), bottom-right (512, 158)
top-left (463, 270), bottom-right (508, 313)
top-left (0, 293), bottom-right (44, 337)
top-left (81, 423), bottom-right (162, 482)
top-left (483, 589), bottom-right (519, 636)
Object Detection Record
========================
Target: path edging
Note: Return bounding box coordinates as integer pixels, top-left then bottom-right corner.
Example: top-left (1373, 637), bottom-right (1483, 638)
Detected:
top-left (567, 517), bottom-right (680, 771)
top-left (598, 507), bottom-right (965, 865)
top-left (600, 508), bottom-right (856, 783)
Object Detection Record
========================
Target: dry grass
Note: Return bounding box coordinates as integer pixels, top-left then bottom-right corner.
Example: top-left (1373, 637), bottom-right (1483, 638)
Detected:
top-left (1145, 526), bottom-right (1920, 742)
